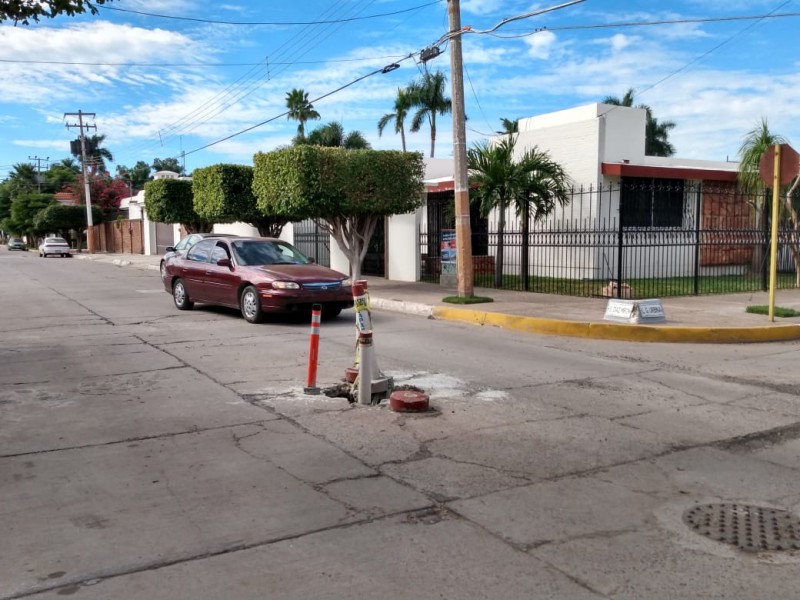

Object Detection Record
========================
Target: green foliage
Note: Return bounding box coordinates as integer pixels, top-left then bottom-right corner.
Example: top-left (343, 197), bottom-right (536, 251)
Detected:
top-left (253, 146), bottom-right (424, 220)
top-left (43, 161), bottom-right (79, 192)
top-left (442, 296), bottom-right (494, 305)
top-left (152, 158), bottom-right (185, 176)
top-left (144, 178), bottom-right (210, 233)
top-left (377, 87), bottom-right (412, 151)
top-left (34, 203), bottom-right (102, 235)
top-left (407, 70), bottom-right (451, 158)
top-left (285, 88), bottom-right (321, 139)
top-left (192, 164), bottom-right (290, 237)
top-left (0, 182), bottom-right (11, 223)
top-left (116, 161), bottom-right (152, 192)
top-left (1, 0), bottom-right (111, 24)
top-left (746, 305), bottom-right (800, 318)
top-left (10, 193), bottom-right (56, 236)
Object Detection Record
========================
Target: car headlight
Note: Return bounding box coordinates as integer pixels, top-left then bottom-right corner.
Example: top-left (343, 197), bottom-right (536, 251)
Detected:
top-left (341, 278), bottom-right (352, 288)
top-left (272, 281), bottom-right (300, 290)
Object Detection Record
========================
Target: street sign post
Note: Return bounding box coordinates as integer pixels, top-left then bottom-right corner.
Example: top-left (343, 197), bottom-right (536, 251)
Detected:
top-left (759, 143), bottom-right (800, 322)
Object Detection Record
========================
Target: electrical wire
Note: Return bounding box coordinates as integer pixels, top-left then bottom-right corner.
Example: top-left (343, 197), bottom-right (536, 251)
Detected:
top-left (0, 55), bottom-right (408, 67)
top-left (490, 11), bottom-right (800, 38)
top-left (98, 1), bottom-right (444, 26)
top-left (179, 56), bottom-right (413, 158)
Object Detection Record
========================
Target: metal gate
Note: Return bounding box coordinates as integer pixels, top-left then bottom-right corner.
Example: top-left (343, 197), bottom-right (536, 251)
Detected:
top-left (154, 222), bottom-right (174, 256)
top-left (292, 219), bottom-right (330, 267)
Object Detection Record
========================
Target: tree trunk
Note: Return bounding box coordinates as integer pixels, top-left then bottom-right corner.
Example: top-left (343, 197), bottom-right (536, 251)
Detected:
top-left (400, 127), bottom-right (406, 153)
top-left (521, 201), bottom-right (530, 291)
top-left (323, 215), bottom-right (379, 283)
top-left (251, 216), bottom-right (288, 238)
top-left (495, 201), bottom-right (505, 288)
top-left (430, 123), bottom-right (436, 158)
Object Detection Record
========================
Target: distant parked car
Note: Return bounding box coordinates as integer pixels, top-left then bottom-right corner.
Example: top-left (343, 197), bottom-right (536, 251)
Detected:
top-left (162, 236), bottom-right (353, 323)
top-left (39, 236), bottom-right (71, 257)
top-left (6, 237), bottom-right (26, 251)
top-left (160, 232), bottom-right (239, 280)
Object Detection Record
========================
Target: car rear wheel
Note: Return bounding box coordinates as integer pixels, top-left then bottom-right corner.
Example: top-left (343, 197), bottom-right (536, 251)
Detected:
top-left (173, 279), bottom-right (194, 310)
top-left (240, 285), bottom-right (264, 324)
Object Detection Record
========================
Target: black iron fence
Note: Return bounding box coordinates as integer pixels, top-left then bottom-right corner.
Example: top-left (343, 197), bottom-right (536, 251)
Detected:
top-left (293, 219), bottom-right (330, 267)
top-left (419, 182), bottom-right (799, 298)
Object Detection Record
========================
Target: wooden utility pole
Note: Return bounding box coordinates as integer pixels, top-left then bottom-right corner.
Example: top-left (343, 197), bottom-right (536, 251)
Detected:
top-left (64, 110), bottom-right (96, 253)
top-left (28, 155), bottom-right (49, 192)
top-left (447, 0), bottom-right (474, 298)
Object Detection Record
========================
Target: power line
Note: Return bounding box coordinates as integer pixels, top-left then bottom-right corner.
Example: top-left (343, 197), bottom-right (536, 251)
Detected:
top-left (489, 11), bottom-right (800, 38)
top-left (180, 58), bottom-right (408, 158)
top-left (0, 55), bottom-right (407, 67)
top-left (98, 1), bottom-right (443, 25)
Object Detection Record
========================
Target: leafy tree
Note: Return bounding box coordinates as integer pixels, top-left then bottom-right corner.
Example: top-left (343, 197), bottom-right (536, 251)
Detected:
top-left (378, 87), bottom-right (412, 152)
top-left (152, 157), bottom-right (185, 175)
top-left (468, 135), bottom-right (570, 288)
top-left (1, 0), bottom-right (112, 24)
top-left (737, 118), bottom-right (800, 285)
top-left (0, 182), bottom-right (12, 224)
top-left (9, 193), bottom-right (56, 241)
top-left (285, 88), bottom-right (321, 140)
top-left (408, 70), bottom-right (451, 158)
top-left (33, 203), bottom-right (102, 250)
top-left (64, 174), bottom-right (127, 212)
top-left (192, 164), bottom-right (291, 237)
top-left (253, 146), bottom-right (424, 279)
top-left (144, 178), bottom-right (210, 233)
top-left (116, 161), bottom-right (151, 192)
top-left (602, 88), bottom-right (676, 157)
top-left (71, 134), bottom-right (114, 173)
top-left (7, 163), bottom-right (38, 197)
top-left (497, 118), bottom-right (519, 135)
top-left (43, 161), bottom-right (80, 193)
top-left (303, 122), bottom-right (371, 150)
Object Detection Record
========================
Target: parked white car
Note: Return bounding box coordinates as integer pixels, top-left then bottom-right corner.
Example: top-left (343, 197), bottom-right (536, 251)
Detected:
top-left (39, 237), bottom-right (72, 257)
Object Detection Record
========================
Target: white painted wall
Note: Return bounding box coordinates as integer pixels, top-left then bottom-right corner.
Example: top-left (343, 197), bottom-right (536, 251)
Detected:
top-left (387, 210), bottom-right (421, 281)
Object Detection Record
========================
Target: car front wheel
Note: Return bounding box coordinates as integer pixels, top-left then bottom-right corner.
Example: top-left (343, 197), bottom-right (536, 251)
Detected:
top-left (160, 261), bottom-right (166, 280)
top-left (240, 285), bottom-right (264, 324)
top-left (173, 279), bottom-right (194, 310)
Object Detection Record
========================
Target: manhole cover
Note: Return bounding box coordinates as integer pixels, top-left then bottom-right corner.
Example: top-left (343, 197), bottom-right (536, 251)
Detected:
top-left (683, 503), bottom-right (800, 553)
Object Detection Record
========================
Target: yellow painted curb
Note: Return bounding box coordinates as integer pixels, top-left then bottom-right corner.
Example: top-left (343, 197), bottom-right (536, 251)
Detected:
top-left (431, 306), bottom-right (800, 344)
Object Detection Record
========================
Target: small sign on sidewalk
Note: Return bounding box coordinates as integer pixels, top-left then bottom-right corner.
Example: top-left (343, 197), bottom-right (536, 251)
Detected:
top-left (604, 298), bottom-right (666, 324)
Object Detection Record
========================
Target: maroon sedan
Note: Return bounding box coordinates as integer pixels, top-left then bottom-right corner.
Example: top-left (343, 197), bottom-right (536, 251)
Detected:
top-left (162, 236), bottom-right (353, 323)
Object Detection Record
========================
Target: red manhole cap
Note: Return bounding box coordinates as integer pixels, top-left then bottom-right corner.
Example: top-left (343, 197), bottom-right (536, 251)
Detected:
top-left (390, 390), bottom-right (430, 413)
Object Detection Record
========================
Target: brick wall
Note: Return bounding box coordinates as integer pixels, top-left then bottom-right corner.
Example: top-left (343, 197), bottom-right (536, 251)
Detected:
top-left (700, 183), bottom-right (754, 267)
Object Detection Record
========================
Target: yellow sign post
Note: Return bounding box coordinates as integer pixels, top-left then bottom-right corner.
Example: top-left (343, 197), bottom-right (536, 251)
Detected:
top-left (758, 143), bottom-right (800, 323)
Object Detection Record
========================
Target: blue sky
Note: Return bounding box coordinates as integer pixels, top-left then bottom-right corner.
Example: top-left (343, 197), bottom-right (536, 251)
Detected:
top-left (1, 0), bottom-right (799, 180)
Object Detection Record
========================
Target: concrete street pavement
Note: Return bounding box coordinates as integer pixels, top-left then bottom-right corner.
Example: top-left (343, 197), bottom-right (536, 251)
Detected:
top-left (76, 251), bottom-right (800, 343)
top-left (3, 249), bottom-right (800, 599)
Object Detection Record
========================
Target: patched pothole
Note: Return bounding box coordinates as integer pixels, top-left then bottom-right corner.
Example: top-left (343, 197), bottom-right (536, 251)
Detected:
top-left (683, 503), bottom-right (800, 553)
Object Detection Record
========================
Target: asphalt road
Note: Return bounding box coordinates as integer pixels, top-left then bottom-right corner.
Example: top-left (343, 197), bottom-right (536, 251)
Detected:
top-left (3, 248), bottom-right (800, 599)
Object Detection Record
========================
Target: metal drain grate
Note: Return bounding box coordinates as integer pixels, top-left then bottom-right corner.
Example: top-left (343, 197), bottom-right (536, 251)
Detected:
top-left (683, 503), bottom-right (800, 553)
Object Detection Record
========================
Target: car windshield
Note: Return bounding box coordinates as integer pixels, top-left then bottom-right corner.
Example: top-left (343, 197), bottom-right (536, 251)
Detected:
top-left (47, 238), bottom-right (67, 244)
top-left (231, 240), bottom-right (309, 266)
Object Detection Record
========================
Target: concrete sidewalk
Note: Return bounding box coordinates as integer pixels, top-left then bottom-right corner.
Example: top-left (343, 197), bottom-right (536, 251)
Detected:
top-left (74, 252), bottom-right (800, 343)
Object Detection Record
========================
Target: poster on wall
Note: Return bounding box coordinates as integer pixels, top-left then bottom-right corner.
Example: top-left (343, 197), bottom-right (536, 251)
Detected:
top-left (440, 229), bottom-right (457, 285)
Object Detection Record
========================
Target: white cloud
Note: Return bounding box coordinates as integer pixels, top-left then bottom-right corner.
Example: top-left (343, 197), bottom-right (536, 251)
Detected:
top-left (524, 30), bottom-right (556, 59)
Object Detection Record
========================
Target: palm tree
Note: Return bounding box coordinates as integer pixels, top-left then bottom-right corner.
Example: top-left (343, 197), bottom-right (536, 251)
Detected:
top-left (408, 70), bottom-right (451, 158)
top-left (468, 135), bottom-right (571, 288)
top-left (285, 88), bottom-right (320, 140)
top-left (86, 134), bottom-right (114, 173)
top-left (737, 118), bottom-right (792, 277)
top-left (305, 122), bottom-right (371, 149)
top-left (468, 136), bottom-right (520, 288)
top-left (8, 163), bottom-right (38, 196)
top-left (377, 87), bottom-right (411, 151)
top-left (515, 147), bottom-right (571, 290)
top-left (497, 118), bottom-right (519, 135)
top-left (603, 88), bottom-right (676, 157)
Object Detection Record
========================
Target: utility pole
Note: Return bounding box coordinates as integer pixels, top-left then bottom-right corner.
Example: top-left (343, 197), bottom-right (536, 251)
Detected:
top-left (447, 0), bottom-right (474, 297)
top-left (64, 110), bottom-right (97, 253)
top-left (28, 155), bottom-right (49, 192)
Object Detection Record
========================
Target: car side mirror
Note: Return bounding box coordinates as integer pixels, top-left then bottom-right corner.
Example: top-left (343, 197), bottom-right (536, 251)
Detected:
top-left (307, 256), bottom-right (316, 264)
top-left (166, 246), bottom-right (176, 252)
top-left (216, 258), bottom-right (231, 268)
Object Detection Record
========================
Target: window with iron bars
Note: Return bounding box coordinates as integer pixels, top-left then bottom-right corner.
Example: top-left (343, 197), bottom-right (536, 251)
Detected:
top-left (621, 177), bottom-right (685, 227)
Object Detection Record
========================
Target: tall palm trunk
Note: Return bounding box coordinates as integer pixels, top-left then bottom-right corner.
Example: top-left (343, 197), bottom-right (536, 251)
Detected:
top-left (521, 199), bottom-right (530, 291)
top-left (400, 127), bottom-right (406, 152)
top-left (430, 121), bottom-right (436, 158)
top-left (495, 200), bottom-right (506, 288)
